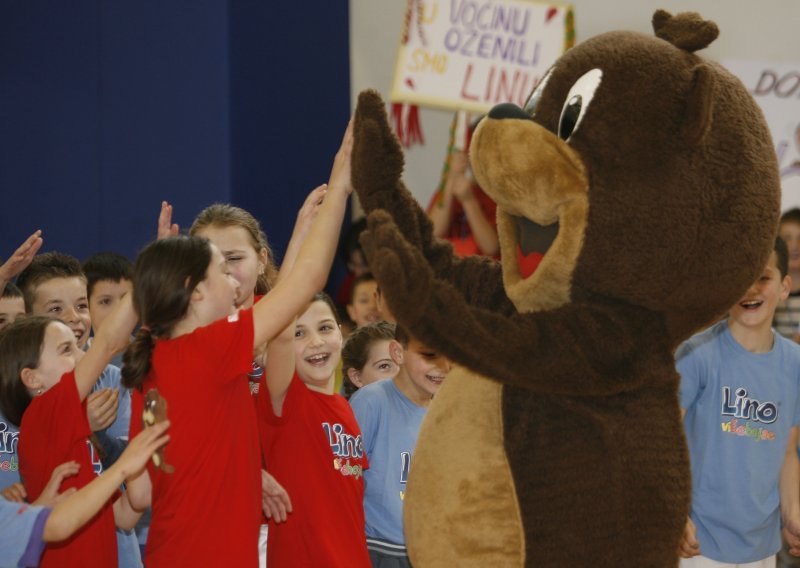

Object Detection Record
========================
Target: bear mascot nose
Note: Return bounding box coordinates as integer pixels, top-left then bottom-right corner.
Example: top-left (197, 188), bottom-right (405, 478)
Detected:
top-left (488, 102), bottom-right (531, 121)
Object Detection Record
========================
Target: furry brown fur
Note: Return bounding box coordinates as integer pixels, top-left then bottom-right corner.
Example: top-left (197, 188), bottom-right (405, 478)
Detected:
top-left (352, 11), bottom-right (779, 566)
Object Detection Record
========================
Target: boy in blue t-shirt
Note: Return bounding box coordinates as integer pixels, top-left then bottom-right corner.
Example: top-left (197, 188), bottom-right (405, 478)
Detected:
top-left (350, 324), bottom-right (452, 567)
top-left (678, 238), bottom-right (800, 566)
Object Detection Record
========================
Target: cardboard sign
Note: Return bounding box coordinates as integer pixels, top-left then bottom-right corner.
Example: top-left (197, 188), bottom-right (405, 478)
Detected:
top-left (391, 0), bottom-right (574, 113)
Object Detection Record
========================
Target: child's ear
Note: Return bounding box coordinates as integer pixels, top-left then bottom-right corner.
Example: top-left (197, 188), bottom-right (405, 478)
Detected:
top-left (347, 368), bottom-right (364, 389)
top-left (20, 367), bottom-right (41, 392)
top-left (389, 340), bottom-right (404, 365)
top-left (258, 247), bottom-right (268, 274)
top-left (782, 274), bottom-right (792, 301)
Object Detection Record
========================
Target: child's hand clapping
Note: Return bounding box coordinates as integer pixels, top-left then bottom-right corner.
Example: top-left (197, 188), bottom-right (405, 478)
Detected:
top-left (86, 388), bottom-right (120, 432)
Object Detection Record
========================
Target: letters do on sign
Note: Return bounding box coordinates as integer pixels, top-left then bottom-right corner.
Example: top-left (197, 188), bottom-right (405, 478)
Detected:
top-left (391, 0), bottom-right (574, 113)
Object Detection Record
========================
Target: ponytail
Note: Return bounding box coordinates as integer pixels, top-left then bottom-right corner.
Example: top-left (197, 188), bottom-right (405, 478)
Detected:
top-left (122, 236), bottom-right (211, 390)
top-left (121, 327), bottom-right (155, 391)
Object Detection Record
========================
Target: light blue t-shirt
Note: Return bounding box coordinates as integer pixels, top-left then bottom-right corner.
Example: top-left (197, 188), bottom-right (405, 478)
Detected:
top-left (92, 364), bottom-right (132, 442)
top-left (0, 412), bottom-right (20, 490)
top-left (0, 500), bottom-right (49, 568)
top-left (678, 321), bottom-right (800, 563)
top-left (349, 379), bottom-right (427, 545)
top-left (91, 364), bottom-right (141, 568)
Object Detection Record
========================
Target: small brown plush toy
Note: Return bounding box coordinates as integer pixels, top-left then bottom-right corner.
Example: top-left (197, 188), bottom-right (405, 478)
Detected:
top-left (352, 10), bottom-right (780, 567)
top-left (143, 388), bottom-right (174, 473)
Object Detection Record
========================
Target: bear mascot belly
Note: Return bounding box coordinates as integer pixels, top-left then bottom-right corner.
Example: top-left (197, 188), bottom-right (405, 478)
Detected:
top-left (351, 11), bottom-right (780, 567)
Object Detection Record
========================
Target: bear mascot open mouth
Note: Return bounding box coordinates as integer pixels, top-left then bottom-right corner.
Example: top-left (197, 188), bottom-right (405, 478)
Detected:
top-left (351, 10), bottom-right (780, 567)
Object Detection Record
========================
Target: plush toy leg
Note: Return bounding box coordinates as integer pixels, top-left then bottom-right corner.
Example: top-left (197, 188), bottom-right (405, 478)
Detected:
top-left (405, 367), bottom-right (525, 566)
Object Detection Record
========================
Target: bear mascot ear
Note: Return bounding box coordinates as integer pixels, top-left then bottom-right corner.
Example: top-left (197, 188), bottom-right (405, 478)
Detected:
top-left (683, 64), bottom-right (715, 147)
top-left (652, 10), bottom-right (718, 147)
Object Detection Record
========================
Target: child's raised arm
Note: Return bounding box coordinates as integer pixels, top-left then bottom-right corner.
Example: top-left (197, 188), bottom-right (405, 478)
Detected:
top-left (260, 183), bottom-right (329, 408)
top-left (74, 294), bottom-right (137, 401)
top-left (251, 120), bottom-right (353, 350)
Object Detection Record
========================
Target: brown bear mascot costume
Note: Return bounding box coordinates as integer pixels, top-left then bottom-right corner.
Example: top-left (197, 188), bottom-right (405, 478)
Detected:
top-left (351, 10), bottom-right (780, 567)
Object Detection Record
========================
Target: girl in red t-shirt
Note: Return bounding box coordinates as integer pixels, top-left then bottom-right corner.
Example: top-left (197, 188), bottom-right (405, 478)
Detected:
top-left (0, 295), bottom-right (148, 568)
top-left (186, 188), bottom-right (327, 561)
top-left (258, 292), bottom-right (371, 567)
top-left (120, 121), bottom-right (354, 568)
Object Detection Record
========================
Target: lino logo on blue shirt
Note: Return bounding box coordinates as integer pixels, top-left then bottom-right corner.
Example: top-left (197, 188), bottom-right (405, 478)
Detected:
top-left (721, 386), bottom-right (778, 424)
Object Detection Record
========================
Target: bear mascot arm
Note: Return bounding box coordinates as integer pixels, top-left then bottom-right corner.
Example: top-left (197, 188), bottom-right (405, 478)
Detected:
top-left (353, 92), bottom-right (515, 316)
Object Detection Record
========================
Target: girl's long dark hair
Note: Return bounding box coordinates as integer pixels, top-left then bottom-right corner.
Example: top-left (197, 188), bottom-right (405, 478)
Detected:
top-left (122, 236), bottom-right (211, 391)
top-left (0, 316), bottom-right (54, 426)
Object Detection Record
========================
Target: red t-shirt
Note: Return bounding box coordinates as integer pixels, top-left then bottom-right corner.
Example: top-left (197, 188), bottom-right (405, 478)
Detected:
top-left (129, 309), bottom-right (261, 567)
top-left (19, 371), bottom-right (117, 568)
top-left (427, 184), bottom-right (498, 257)
top-left (259, 374), bottom-right (371, 567)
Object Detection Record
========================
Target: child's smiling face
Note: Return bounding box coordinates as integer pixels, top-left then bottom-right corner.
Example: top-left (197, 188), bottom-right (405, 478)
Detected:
top-left (27, 321), bottom-right (84, 393)
top-left (294, 300), bottom-right (343, 389)
top-left (30, 276), bottom-right (92, 349)
top-left (729, 251), bottom-right (790, 332)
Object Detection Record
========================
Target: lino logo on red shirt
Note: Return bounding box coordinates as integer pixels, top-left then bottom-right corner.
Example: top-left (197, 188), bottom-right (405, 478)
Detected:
top-left (322, 422), bottom-right (365, 480)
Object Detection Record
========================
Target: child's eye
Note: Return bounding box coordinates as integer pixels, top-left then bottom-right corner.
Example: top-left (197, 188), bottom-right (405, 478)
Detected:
top-left (77, 303), bottom-right (89, 312)
top-left (99, 298), bottom-right (111, 306)
top-left (48, 306), bottom-right (62, 314)
top-left (320, 324), bottom-right (333, 332)
top-left (294, 329), bottom-right (304, 339)
top-left (227, 256), bottom-right (242, 263)
top-left (378, 363), bottom-right (393, 371)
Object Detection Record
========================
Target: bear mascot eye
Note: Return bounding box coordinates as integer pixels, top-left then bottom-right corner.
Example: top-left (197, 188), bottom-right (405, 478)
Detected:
top-left (558, 68), bottom-right (603, 141)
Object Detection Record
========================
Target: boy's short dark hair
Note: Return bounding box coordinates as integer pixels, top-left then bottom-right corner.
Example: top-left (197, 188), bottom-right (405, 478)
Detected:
top-left (15, 252), bottom-right (85, 312)
top-left (775, 236), bottom-right (789, 278)
top-left (82, 252), bottom-right (134, 299)
top-left (349, 272), bottom-right (377, 305)
top-left (780, 208), bottom-right (800, 227)
top-left (394, 323), bottom-right (411, 348)
top-left (339, 217), bottom-right (367, 265)
top-left (1, 283), bottom-right (22, 299)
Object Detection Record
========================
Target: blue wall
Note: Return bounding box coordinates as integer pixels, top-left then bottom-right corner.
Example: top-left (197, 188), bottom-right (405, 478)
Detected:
top-left (0, 0), bottom-right (351, 278)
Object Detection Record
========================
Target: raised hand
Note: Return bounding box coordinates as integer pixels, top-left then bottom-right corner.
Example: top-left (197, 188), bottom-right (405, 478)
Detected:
top-left (0, 230), bottom-right (44, 286)
top-left (157, 201), bottom-right (180, 240)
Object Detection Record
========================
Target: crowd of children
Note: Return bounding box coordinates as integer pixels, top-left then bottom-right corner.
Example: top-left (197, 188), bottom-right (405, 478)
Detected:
top-left (2, 114), bottom-right (800, 568)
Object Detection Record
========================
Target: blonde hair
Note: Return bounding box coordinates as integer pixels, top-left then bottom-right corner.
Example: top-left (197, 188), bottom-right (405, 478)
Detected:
top-left (190, 203), bottom-right (278, 294)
